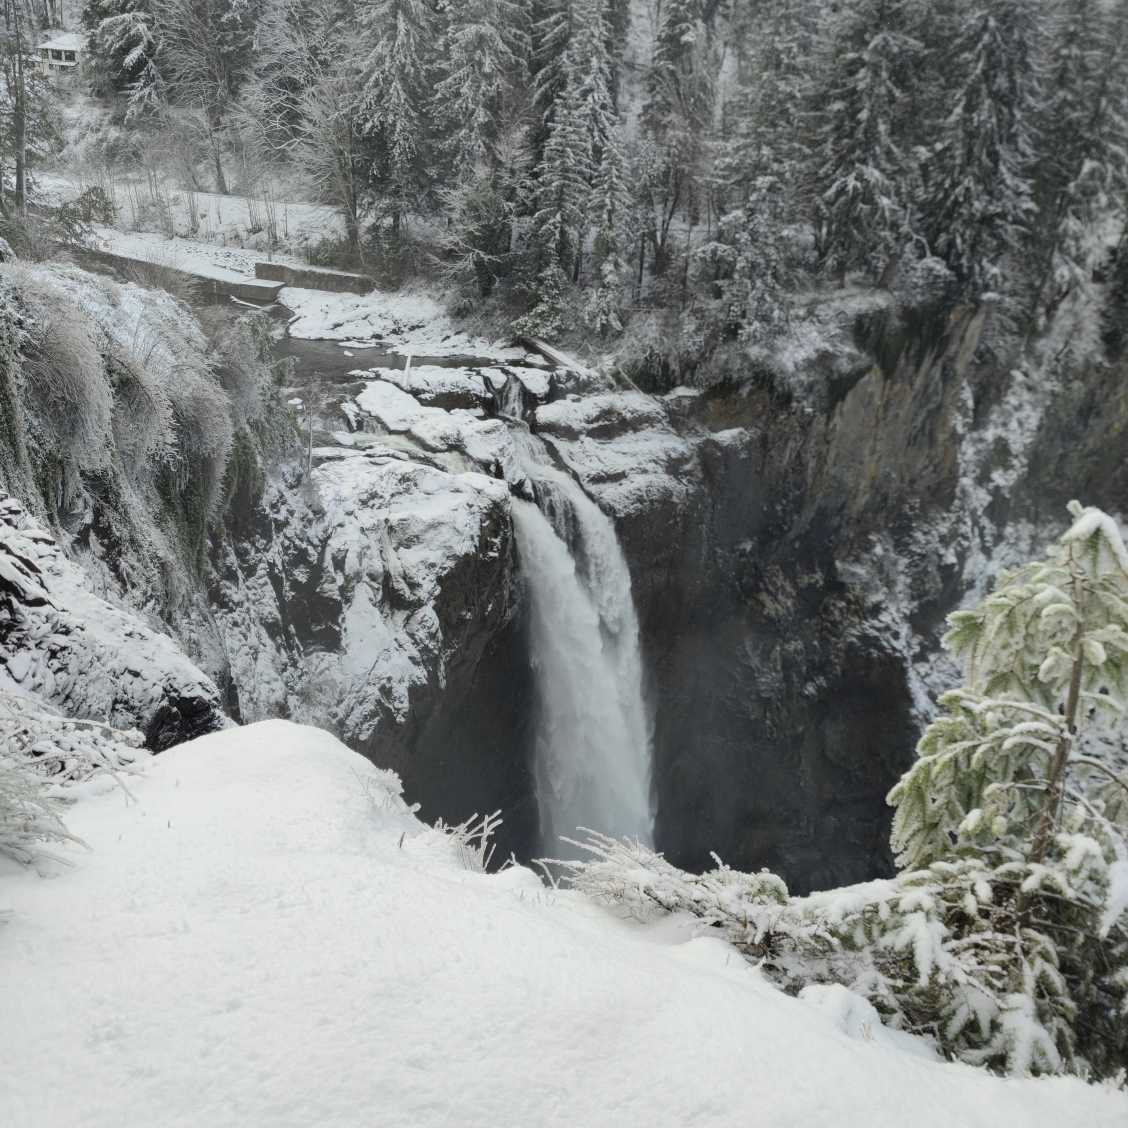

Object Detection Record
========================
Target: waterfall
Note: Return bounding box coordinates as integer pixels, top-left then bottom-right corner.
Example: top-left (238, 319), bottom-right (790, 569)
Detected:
top-left (510, 432), bottom-right (653, 856)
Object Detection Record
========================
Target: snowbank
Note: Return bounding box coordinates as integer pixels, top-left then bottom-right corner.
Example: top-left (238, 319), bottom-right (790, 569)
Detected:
top-left (2, 720), bottom-right (1122, 1127)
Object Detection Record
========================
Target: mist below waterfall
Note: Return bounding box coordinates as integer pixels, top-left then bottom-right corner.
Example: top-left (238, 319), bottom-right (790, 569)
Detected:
top-left (511, 433), bottom-right (652, 857)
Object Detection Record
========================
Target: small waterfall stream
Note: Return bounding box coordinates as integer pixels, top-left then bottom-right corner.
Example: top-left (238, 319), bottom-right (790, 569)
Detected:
top-left (510, 431), bottom-right (653, 855)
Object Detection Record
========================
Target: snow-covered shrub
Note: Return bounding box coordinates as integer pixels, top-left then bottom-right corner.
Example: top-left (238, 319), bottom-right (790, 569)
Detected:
top-left (562, 503), bottom-right (1128, 1081)
top-left (11, 267), bottom-right (114, 473)
top-left (557, 830), bottom-right (789, 938)
top-left (434, 810), bottom-right (503, 873)
top-left (106, 346), bottom-right (176, 471)
top-left (357, 766), bottom-right (420, 815)
top-left (0, 756), bottom-right (80, 867)
top-left (0, 688), bottom-right (146, 866)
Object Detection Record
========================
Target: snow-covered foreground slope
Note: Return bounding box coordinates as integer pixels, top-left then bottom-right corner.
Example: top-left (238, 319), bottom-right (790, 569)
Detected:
top-left (2, 721), bottom-right (1122, 1128)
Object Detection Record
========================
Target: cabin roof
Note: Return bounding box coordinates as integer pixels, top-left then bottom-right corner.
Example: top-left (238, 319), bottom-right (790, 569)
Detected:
top-left (37, 32), bottom-right (85, 51)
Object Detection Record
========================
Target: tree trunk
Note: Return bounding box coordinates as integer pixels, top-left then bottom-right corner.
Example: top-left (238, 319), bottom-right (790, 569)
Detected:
top-left (14, 16), bottom-right (26, 215)
top-left (878, 250), bottom-right (902, 289)
top-left (1017, 560), bottom-right (1086, 919)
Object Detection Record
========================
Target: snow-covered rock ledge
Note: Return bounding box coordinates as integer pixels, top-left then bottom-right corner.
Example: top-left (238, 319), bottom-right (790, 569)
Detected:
top-left (0, 495), bottom-right (224, 747)
top-left (1, 719), bottom-right (1123, 1127)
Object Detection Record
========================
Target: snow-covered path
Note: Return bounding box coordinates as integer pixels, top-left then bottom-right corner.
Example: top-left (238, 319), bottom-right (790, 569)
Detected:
top-left (1, 722), bottom-right (1122, 1127)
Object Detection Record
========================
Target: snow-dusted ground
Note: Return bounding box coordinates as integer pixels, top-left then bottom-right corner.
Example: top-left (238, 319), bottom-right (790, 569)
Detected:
top-left (283, 283), bottom-right (524, 361)
top-left (90, 225), bottom-right (294, 283)
top-left (1, 721), bottom-right (1123, 1128)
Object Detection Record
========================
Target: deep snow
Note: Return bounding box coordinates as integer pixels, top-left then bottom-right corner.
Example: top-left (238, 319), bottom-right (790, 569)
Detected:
top-left (2, 721), bottom-right (1124, 1128)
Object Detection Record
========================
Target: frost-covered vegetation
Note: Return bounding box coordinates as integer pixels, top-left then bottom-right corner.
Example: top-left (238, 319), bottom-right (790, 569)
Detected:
top-left (0, 0), bottom-right (1117, 384)
top-left (560, 503), bottom-right (1128, 1080)
top-left (0, 687), bottom-right (144, 866)
top-left (0, 258), bottom-right (294, 619)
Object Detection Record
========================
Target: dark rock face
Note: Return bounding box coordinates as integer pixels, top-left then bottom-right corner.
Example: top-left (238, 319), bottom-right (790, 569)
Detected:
top-left (145, 693), bottom-right (229, 752)
top-left (374, 608), bottom-right (539, 862)
top-left (620, 310), bottom-right (992, 894)
top-left (361, 489), bottom-right (540, 862)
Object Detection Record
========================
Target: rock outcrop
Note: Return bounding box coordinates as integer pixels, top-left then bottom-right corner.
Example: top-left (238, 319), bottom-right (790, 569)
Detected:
top-left (0, 493), bottom-right (225, 748)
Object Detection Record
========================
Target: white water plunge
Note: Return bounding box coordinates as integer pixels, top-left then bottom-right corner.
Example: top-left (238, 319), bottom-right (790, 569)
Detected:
top-left (510, 434), bottom-right (653, 855)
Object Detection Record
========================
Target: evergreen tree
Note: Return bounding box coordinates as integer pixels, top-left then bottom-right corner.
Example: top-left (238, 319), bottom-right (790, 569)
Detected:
top-left (432, 0), bottom-right (530, 175)
top-left (884, 502), bottom-right (1128, 1075)
top-left (358, 0), bottom-right (436, 236)
top-left (583, 125), bottom-right (626, 333)
top-left (810, 0), bottom-right (926, 283)
top-left (82, 0), bottom-right (162, 110)
top-left (1028, 0), bottom-right (1128, 317)
top-left (438, 128), bottom-right (532, 298)
top-left (516, 0), bottom-right (621, 339)
top-left (918, 0), bottom-right (1042, 302)
top-left (513, 70), bottom-right (587, 338)
top-left (697, 0), bottom-right (819, 341)
top-left (698, 174), bottom-right (791, 342)
top-left (530, 0), bottom-right (577, 120)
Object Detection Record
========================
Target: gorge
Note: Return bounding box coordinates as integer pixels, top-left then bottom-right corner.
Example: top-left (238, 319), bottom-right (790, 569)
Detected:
top-left (5, 253), bottom-right (1124, 898)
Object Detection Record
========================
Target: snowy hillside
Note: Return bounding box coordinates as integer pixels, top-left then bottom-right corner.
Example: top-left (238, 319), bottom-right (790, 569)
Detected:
top-left (1, 721), bottom-right (1124, 1128)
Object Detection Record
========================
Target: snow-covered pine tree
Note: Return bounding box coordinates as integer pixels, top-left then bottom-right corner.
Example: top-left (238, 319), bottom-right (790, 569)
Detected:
top-left (530, 0), bottom-right (577, 118)
top-left (438, 128), bottom-right (532, 299)
top-left (82, 0), bottom-right (163, 111)
top-left (583, 124), bottom-right (626, 333)
top-left (917, 0), bottom-right (1042, 303)
top-left (810, 0), bottom-right (926, 284)
top-left (699, 174), bottom-right (791, 343)
top-left (432, 0), bottom-right (530, 175)
top-left (644, 0), bottom-right (706, 108)
top-left (881, 501), bottom-right (1128, 1076)
top-left (1028, 0), bottom-right (1128, 320)
top-left (513, 70), bottom-right (587, 338)
top-left (696, 0), bottom-right (818, 342)
top-left (516, 0), bottom-right (621, 339)
top-left (358, 0), bottom-right (436, 239)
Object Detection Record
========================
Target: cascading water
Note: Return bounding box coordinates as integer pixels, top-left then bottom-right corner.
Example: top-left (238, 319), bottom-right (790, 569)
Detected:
top-left (509, 430), bottom-right (653, 856)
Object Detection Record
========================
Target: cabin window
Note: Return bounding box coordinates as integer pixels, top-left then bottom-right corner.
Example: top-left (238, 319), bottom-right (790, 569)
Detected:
top-left (51, 50), bottom-right (62, 59)
top-left (64, 51), bottom-right (75, 61)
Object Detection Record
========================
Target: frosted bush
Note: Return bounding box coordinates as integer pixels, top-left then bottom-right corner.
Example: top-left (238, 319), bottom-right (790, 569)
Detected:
top-left (0, 689), bottom-right (146, 868)
top-left (10, 268), bottom-right (114, 472)
top-left (357, 766), bottom-right (419, 814)
top-left (434, 810), bottom-right (503, 873)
